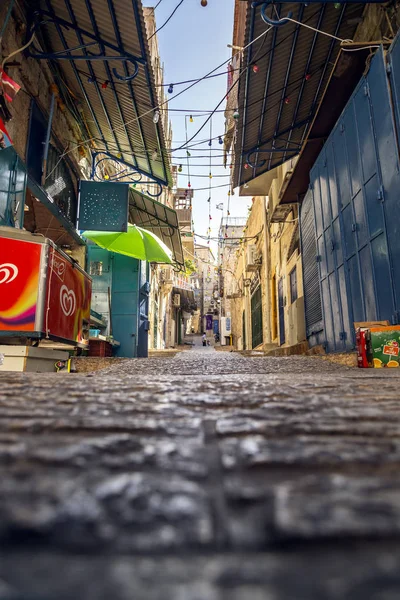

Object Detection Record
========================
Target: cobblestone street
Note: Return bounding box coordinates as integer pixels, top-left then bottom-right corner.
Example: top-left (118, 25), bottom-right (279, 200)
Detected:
top-left (1, 340), bottom-right (400, 599)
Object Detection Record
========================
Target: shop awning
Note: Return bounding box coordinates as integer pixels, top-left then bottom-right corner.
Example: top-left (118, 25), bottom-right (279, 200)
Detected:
top-left (129, 189), bottom-right (184, 266)
top-left (233, 2), bottom-right (366, 189)
top-left (172, 287), bottom-right (196, 311)
top-left (27, 0), bottom-right (172, 189)
top-left (280, 46), bottom-right (372, 204)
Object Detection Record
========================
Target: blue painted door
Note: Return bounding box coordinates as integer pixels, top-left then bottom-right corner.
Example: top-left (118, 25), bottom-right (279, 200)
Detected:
top-left (278, 278), bottom-right (285, 346)
top-left (309, 46), bottom-right (400, 352)
top-left (112, 253), bottom-right (140, 358)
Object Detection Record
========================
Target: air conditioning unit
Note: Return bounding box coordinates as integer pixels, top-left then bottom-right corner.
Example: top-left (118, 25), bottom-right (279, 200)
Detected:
top-left (172, 293), bottom-right (180, 307)
top-left (161, 266), bottom-right (174, 284)
top-left (245, 244), bottom-right (258, 272)
top-left (226, 280), bottom-right (241, 298)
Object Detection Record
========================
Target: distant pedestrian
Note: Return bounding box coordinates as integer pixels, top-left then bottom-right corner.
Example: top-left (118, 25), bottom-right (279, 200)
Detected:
top-left (202, 333), bottom-right (206, 347)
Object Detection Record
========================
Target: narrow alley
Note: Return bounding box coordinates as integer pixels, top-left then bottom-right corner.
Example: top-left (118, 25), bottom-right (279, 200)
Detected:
top-left (1, 340), bottom-right (400, 599)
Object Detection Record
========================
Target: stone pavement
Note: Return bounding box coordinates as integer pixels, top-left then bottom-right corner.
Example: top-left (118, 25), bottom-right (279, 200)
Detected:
top-left (1, 339), bottom-right (400, 599)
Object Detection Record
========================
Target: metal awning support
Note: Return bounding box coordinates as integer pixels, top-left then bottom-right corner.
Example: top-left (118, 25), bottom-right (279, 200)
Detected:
top-left (26, 0), bottom-right (172, 188)
top-left (27, 10), bottom-right (145, 80)
top-left (91, 152), bottom-right (164, 197)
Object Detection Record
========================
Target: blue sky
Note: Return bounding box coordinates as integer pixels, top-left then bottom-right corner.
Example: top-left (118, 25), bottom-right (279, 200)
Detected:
top-left (143, 0), bottom-right (251, 256)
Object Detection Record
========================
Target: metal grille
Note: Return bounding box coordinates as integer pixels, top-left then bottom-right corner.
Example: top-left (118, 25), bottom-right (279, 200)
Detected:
top-left (300, 190), bottom-right (322, 336)
top-left (0, 147), bottom-right (26, 227)
top-left (251, 285), bottom-right (263, 349)
top-left (44, 144), bottom-right (78, 225)
top-left (78, 180), bottom-right (129, 232)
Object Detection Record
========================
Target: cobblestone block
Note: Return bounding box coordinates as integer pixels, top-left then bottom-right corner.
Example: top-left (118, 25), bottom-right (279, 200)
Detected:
top-left (1, 347), bottom-right (400, 596)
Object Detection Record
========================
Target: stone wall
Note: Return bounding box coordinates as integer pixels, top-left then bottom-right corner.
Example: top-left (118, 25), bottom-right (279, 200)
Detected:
top-left (0, 4), bottom-right (87, 175)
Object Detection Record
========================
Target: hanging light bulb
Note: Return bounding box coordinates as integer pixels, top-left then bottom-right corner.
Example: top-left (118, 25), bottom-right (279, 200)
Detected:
top-left (153, 110), bottom-right (160, 123)
top-left (252, 64), bottom-right (259, 74)
top-left (233, 109), bottom-right (239, 120)
top-left (188, 182), bottom-right (191, 188)
top-left (284, 97), bottom-right (290, 104)
top-left (208, 139), bottom-right (212, 147)
top-left (116, 152), bottom-right (122, 159)
top-left (305, 73), bottom-right (311, 81)
top-left (209, 172), bottom-right (212, 179)
top-left (218, 136), bottom-right (223, 145)
top-left (101, 80), bottom-right (109, 89)
top-left (186, 150), bottom-right (191, 157)
top-left (201, 0), bottom-right (207, 6)
top-left (104, 173), bottom-right (109, 180)
top-left (228, 190), bottom-right (231, 196)
top-left (178, 164), bottom-right (182, 173)
top-left (244, 163), bottom-right (249, 169)
top-left (189, 115), bottom-right (193, 123)
top-left (168, 84), bottom-right (174, 94)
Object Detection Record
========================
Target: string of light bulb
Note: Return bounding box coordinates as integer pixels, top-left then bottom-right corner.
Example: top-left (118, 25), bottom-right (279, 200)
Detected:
top-left (171, 5), bottom-right (327, 151)
top-left (174, 62), bottom-right (325, 153)
top-left (50, 15), bottom-right (281, 172)
top-left (47, 5), bottom-right (324, 169)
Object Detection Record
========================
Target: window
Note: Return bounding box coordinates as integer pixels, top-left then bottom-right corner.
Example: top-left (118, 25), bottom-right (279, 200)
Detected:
top-left (289, 267), bottom-right (298, 304)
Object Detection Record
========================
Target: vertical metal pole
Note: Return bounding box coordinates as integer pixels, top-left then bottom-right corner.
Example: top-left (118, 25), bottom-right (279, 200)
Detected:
top-left (262, 195), bottom-right (271, 344)
top-left (41, 92), bottom-right (56, 186)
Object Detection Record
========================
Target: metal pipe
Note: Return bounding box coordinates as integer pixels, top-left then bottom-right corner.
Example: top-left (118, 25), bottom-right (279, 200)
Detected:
top-left (41, 92), bottom-right (56, 186)
top-left (262, 195), bottom-right (271, 345)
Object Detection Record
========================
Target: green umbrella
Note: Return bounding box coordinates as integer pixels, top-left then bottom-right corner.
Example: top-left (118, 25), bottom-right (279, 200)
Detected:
top-left (83, 224), bottom-right (173, 263)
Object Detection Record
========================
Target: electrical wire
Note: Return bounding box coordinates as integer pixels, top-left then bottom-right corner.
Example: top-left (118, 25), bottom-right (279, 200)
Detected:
top-left (173, 4), bottom-right (339, 153)
top-left (1, 31), bottom-right (36, 69)
top-left (149, 0), bottom-right (185, 41)
top-left (153, 0), bottom-right (165, 10)
top-left (172, 25), bottom-right (273, 152)
top-left (45, 22), bottom-right (274, 170)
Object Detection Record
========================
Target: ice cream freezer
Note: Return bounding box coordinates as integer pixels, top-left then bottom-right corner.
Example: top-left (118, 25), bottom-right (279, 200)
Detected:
top-left (0, 227), bottom-right (91, 348)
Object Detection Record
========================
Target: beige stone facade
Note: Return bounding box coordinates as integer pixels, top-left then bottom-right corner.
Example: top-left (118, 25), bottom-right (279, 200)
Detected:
top-left (229, 161), bottom-right (306, 352)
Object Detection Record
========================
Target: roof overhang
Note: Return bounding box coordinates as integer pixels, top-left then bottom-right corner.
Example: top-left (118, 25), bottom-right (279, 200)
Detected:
top-left (233, 2), bottom-right (368, 189)
top-left (172, 288), bottom-right (196, 311)
top-left (26, 175), bottom-right (84, 247)
top-left (129, 189), bottom-right (184, 266)
top-left (27, 0), bottom-right (172, 189)
top-left (280, 46), bottom-right (371, 204)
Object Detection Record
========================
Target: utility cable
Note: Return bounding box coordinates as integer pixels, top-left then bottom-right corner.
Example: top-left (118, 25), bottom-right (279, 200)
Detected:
top-left (173, 25), bottom-right (273, 152)
top-left (149, 0), bottom-right (185, 40)
top-left (45, 22), bottom-right (275, 173)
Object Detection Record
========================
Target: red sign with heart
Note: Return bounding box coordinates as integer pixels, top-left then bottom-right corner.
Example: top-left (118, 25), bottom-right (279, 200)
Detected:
top-left (45, 247), bottom-right (91, 344)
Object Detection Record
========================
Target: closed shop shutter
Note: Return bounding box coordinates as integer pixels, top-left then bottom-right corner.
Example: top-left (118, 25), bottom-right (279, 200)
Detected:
top-left (300, 189), bottom-right (323, 345)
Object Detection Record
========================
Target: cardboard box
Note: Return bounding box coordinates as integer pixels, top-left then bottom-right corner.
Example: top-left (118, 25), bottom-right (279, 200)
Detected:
top-left (356, 325), bottom-right (400, 368)
top-left (369, 326), bottom-right (400, 368)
